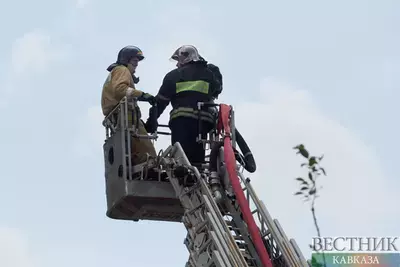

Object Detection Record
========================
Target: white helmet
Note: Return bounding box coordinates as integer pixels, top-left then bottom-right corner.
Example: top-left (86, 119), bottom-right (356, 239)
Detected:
top-left (170, 45), bottom-right (202, 66)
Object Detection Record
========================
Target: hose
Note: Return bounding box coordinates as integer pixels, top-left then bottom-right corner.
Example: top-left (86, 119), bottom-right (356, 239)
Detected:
top-left (234, 128), bottom-right (257, 173)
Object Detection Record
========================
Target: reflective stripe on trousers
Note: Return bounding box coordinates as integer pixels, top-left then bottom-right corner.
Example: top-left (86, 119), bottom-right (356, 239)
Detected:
top-left (170, 107), bottom-right (215, 124)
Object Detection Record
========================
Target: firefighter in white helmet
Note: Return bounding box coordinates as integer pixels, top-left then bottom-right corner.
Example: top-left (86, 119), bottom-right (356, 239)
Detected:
top-left (147, 45), bottom-right (223, 165)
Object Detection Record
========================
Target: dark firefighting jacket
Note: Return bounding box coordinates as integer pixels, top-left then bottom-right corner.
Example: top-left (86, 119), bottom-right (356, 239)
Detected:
top-left (154, 61), bottom-right (220, 124)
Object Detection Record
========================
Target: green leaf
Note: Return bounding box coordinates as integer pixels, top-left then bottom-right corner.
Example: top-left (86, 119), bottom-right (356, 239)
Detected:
top-left (300, 147), bottom-right (309, 158)
top-left (309, 156), bottom-right (317, 166)
top-left (300, 186), bottom-right (308, 191)
top-left (293, 144), bottom-right (302, 150)
top-left (296, 177), bottom-right (305, 182)
top-left (308, 172), bottom-right (314, 181)
top-left (294, 191), bottom-right (302, 195)
top-left (320, 167), bottom-right (326, 176)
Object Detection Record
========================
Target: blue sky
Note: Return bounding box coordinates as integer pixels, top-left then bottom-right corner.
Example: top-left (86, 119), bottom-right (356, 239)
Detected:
top-left (0, 0), bottom-right (399, 266)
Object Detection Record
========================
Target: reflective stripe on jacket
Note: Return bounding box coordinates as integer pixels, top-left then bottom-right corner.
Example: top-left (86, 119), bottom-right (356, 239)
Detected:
top-left (155, 61), bottom-right (218, 122)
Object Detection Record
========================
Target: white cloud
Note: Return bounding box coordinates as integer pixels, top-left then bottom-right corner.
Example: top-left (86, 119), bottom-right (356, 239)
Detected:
top-left (11, 30), bottom-right (68, 75)
top-left (141, 3), bottom-right (222, 76)
top-left (0, 227), bottom-right (36, 267)
top-left (75, 0), bottom-right (89, 9)
top-left (0, 226), bottom-right (103, 267)
top-left (154, 5), bottom-right (217, 54)
top-left (71, 105), bottom-right (105, 158)
top-left (0, 30), bottom-right (69, 108)
top-left (39, 243), bottom-right (102, 267)
top-left (233, 76), bottom-right (399, 255)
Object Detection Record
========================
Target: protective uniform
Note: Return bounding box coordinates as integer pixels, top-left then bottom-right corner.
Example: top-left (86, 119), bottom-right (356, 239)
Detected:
top-left (101, 45), bottom-right (157, 165)
top-left (150, 45), bottom-right (222, 164)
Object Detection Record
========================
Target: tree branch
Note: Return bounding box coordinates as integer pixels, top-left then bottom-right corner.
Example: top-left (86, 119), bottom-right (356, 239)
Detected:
top-left (293, 144), bottom-right (327, 267)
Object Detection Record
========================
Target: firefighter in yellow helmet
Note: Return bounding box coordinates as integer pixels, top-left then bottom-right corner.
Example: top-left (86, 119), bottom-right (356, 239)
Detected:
top-left (101, 45), bottom-right (157, 165)
top-left (147, 45), bottom-right (222, 165)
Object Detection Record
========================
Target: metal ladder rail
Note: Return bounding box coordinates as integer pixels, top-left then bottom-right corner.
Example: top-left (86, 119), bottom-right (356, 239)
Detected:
top-left (213, 103), bottom-right (307, 267)
top-left (114, 97), bottom-right (133, 181)
top-left (160, 143), bottom-right (249, 267)
top-left (220, 179), bottom-right (289, 267)
top-left (222, 212), bottom-right (261, 267)
top-left (289, 238), bottom-right (309, 267)
top-left (237, 171), bottom-right (309, 267)
top-left (215, 148), bottom-right (264, 267)
top-left (185, 182), bottom-right (245, 267)
top-left (235, 172), bottom-right (288, 266)
top-left (205, 148), bottom-right (276, 267)
top-left (191, 164), bottom-right (251, 266)
top-left (238, 172), bottom-right (303, 266)
top-left (170, 173), bottom-right (232, 267)
top-left (184, 165), bottom-right (248, 266)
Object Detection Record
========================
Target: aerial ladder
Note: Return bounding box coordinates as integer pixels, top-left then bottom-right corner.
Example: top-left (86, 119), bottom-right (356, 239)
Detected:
top-left (102, 97), bottom-right (310, 267)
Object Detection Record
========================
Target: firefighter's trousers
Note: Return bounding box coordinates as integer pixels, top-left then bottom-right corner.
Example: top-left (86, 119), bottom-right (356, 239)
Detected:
top-left (169, 117), bottom-right (213, 165)
top-left (128, 109), bottom-right (157, 165)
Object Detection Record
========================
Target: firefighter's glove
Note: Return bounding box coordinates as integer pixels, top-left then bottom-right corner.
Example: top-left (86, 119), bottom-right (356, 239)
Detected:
top-left (145, 105), bottom-right (158, 134)
top-left (126, 87), bottom-right (135, 99)
top-left (144, 118), bottom-right (158, 134)
top-left (138, 92), bottom-right (156, 105)
top-left (133, 75), bottom-right (140, 84)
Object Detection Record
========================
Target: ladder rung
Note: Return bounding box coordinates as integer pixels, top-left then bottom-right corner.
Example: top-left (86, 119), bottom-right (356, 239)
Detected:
top-left (235, 241), bottom-right (248, 249)
top-left (233, 235), bottom-right (244, 241)
top-left (187, 202), bottom-right (205, 215)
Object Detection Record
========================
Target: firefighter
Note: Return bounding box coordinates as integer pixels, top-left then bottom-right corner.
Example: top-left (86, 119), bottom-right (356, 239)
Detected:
top-left (101, 45), bottom-right (157, 165)
top-left (148, 45), bottom-right (222, 165)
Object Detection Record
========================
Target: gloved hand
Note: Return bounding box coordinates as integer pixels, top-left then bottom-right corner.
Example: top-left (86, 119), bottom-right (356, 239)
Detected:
top-left (145, 105), bottom-right (158, 133)
top-left (133, 75), bottom-right (140, 84)
top-left (144, 118), bottom-right (158, 133)
top-left (126, 87), bottom-right (135, 99)
top-left (138, 92), bottom-right (156, 105)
